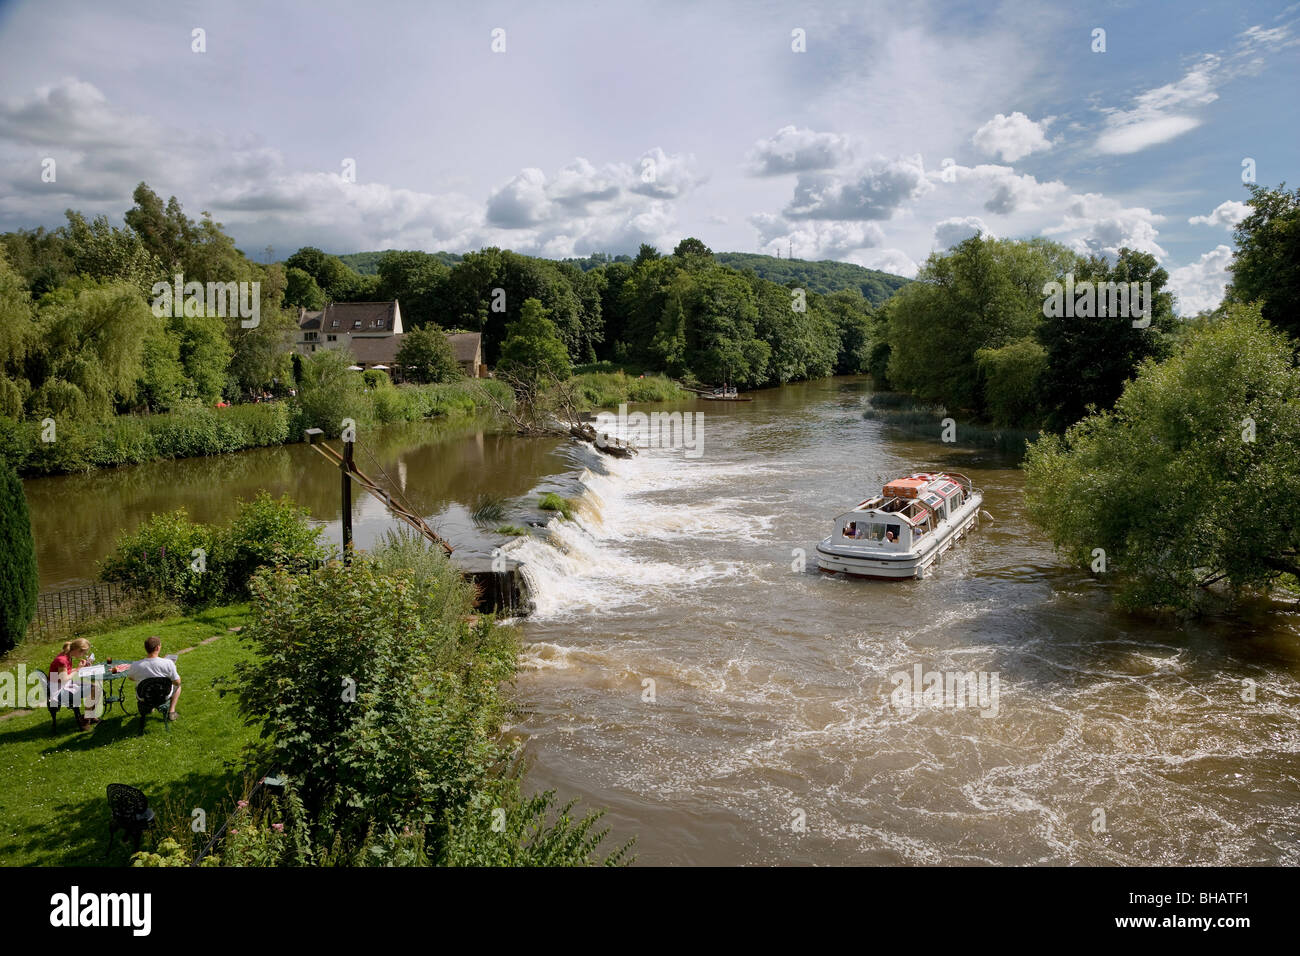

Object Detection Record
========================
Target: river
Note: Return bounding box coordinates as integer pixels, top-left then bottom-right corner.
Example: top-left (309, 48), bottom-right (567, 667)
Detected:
top-left (22, 377), bottom-right (1300, 865)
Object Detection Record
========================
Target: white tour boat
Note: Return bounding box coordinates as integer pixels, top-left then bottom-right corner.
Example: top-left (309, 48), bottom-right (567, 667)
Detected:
top-left (816, 473), bottom-right (984, 580)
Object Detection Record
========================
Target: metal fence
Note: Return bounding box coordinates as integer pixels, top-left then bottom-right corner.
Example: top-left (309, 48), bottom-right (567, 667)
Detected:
top-left (29, 582), bottom-right (124, 635)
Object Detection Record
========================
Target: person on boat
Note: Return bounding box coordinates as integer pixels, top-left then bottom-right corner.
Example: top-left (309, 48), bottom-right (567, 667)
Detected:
top-left (885, 530), bottom-right (897, 543)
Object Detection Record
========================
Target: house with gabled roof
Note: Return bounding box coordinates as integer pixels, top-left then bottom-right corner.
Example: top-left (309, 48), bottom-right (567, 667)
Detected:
top-left (292, 301), bottom-right (486, 377)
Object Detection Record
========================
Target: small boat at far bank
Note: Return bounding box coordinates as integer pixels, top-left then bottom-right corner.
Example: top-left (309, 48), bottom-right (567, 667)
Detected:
top-left (699, 385), bottom-right (752, 401)
top-left (816, 473), bottom-right (984, 579)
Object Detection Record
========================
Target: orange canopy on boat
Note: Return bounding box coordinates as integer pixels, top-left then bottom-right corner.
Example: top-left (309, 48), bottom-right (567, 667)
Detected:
top-left (883, 477), bottom-right (929, 498)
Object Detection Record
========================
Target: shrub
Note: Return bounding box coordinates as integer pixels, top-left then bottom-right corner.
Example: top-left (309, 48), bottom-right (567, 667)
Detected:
top-left (226, 549), bottom-right (628, 865)
top-left (218, 492), bottom-right (326, 596)
top-left (98, 509), bottom-right (223, 607)
top-left (369, 386), bottom-right (412, 424)
top-left (223, 402), bottom-right (291, 447)
top-left (362, 369), bottom-right (392, 390)
top-left (0, 459), bottom-right (39, 652)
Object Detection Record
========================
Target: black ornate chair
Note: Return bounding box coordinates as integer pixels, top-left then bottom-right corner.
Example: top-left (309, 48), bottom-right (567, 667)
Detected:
top-left (135, 677), bottom-right (173, 733)
top-left (106, 784), bottom-right (155, 852)
top-left (37, 671), bottom-right (82, 732)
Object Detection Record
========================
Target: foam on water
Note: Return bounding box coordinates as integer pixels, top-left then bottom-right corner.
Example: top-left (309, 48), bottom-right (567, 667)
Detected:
top-left (506, 446), bottom-right (757, 620)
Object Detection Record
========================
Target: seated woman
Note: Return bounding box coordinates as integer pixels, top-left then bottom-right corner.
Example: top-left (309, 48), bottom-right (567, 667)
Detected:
top-left (49, 638), bottom-right (97, 731)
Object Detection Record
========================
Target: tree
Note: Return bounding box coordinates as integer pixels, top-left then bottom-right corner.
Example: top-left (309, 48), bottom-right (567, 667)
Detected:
top-left (0, 250), bottom-right (35, 417)
top-left (672, 237), bottom-right (714, 269)
top-left (1226, 182), bottom-right (1300, 339)
top-left (396, 324), bottom-right (461, 383)
top-left (825, 289), bottom-right (874, 374)
top-left (1024, 303), bottom-right (1300, 612)
top-left (375, 251), bottom-right (449, 326)
top-left (284, 267), bottom-right (326, 311)
top-left (172, 312), bottom-right (233, 403)
top-left (125, 182), bottom-right (196, 273)
top-left (136, 321), bottom-right (186, 411)
top-left (887, 236), bottom-right (1078, 415)
top-left (975, 338), bottom-right (1047, 428)
top-left (497, 298), bottom-right (571, 384)
top-left (296, 348), bottom-right (365, 436)
top-left (63, 211), bottom-right (162, 297)
top-left (284, 247), bottom-right (363, 302)
top-left (27, 280), bottom-right (155, 418)
top-left (0, 459), bottom-right (39, 653)
top-left (1036, 248), bottom-right (1174, 432)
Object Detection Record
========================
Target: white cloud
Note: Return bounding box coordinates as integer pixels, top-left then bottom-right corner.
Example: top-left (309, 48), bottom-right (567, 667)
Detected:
top-left (858, 248), bottom-right (919, 279)
top-left (746, 126), bottom-right (853, 176)
top-left (1168, 244), bottom-right (1234, 315)
top-left (1095, 56), bottom-right (1221, 155)
top-left (485, 168), bottom-right (551, 227)
top-left (629, 147), bottom-right (704, 200)
top-left (750, 213), bottom-right (884, 259)
top-left (1092, 23), bottom-right (1297, 156)
top-left (784, 154), bottom-right (931, 220)
top-left (1189, 199), bottom-right (1250, 228)
top-left (933, 216), bottom-right (991, 248)
top-left (1042, 192), bottom-right (1167, 260)
top-left (972, 112), bottom-right (1051, 162)
top-left (938, 162), bottom-right (1070, 215)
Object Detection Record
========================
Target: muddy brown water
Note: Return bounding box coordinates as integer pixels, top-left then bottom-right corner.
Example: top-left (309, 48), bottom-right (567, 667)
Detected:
top-left (22, 378), bottom-right (1300, 864)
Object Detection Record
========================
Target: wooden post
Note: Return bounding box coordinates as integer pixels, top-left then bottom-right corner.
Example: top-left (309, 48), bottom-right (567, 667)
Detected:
top-left (341, 435), bottom-right (354, 564)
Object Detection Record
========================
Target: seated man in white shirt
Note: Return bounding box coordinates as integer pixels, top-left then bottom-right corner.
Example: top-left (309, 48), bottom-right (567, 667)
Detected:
top-left (121, 635), bottom-right (182, 720)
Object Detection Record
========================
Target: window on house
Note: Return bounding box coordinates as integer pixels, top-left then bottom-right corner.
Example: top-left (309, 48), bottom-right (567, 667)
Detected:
top-left (327, 334), bottom-right (337, 342)
top-left (353, 320), bottom-right (362, 329)
top-left (330, 319), bottom-right (339, 328)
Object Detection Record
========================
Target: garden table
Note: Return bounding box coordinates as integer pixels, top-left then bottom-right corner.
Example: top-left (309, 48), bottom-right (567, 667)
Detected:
top-left (76, 661), bottom-right (136, 717)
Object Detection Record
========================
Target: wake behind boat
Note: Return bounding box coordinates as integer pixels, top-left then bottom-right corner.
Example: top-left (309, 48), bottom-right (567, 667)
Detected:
top-left (816, 473), bottom-right (984, 579)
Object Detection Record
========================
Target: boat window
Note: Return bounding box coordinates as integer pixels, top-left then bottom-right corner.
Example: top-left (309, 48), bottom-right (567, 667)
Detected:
top-left (886, 523), bottom-right (901, 543)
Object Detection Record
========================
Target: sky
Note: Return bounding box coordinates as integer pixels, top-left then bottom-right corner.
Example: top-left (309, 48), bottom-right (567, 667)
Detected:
top-left (0, 0), bottom-right (1296, 314)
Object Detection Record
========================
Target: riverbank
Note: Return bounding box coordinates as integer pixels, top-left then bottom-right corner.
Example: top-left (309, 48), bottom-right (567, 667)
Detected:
top-left (0, 380), bottom-right (511, 478)
top-left (1, 371), bottom-right (692, 479)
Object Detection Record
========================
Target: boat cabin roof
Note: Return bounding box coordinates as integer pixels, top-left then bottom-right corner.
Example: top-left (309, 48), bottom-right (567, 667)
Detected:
top-left (836, 473), bottom-right (970, 526)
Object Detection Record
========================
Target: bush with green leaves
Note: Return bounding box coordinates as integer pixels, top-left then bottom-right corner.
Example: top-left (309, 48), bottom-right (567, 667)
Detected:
top-left (218, 492), bottom-right (326, 594)
top-left (100, 494), bottom-right (324, 606)
top-left (296, 349), bottom-right (366, 437)
top-left (225, 538), bottom-right (628, 865)
top-left (98, 509), bottom-right (223, 607)
top-left (0, 459), bottom-right (39, 652)
top-left (395, 324), bottom-right (463, 384)
top-left (1024, 303), bottom-right (1300, 612)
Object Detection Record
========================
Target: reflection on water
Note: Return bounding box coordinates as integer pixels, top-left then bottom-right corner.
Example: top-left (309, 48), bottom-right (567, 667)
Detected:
top-left (25, 415), bottom-right (564, 590)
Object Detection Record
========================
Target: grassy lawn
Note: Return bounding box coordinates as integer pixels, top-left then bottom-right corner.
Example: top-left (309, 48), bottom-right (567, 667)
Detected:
top-left (0, 605), bottom-right (258, 866)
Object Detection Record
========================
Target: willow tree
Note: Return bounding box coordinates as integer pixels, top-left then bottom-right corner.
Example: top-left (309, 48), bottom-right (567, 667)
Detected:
top-left (1024, 303), bottom-right (1300, 612)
